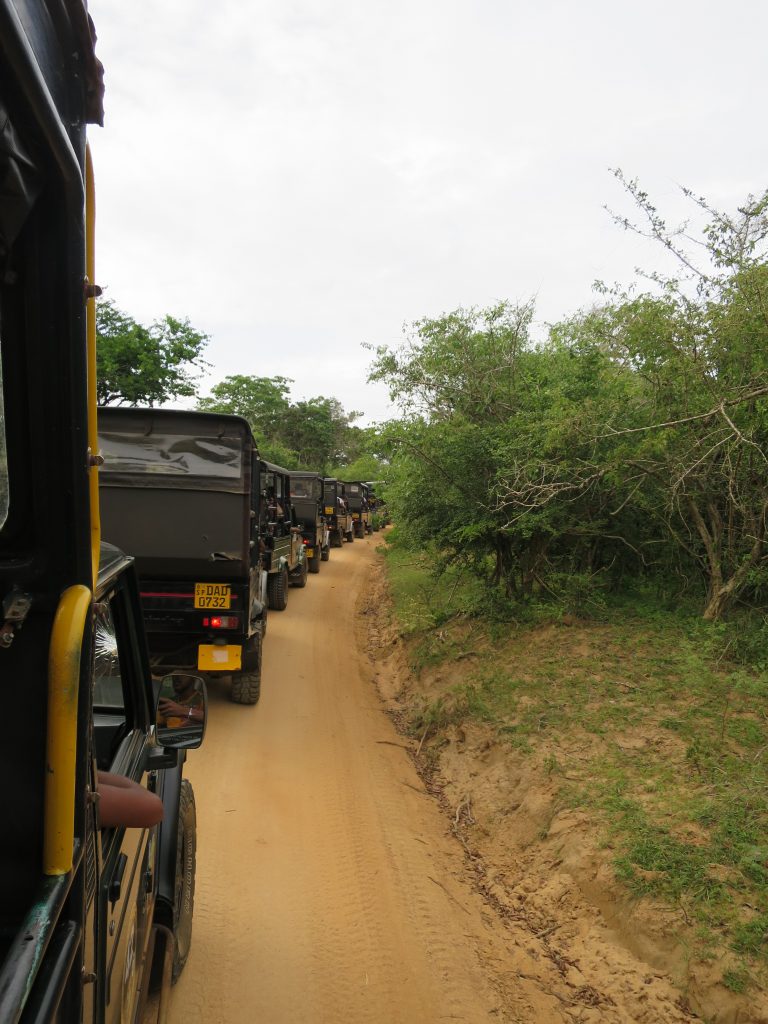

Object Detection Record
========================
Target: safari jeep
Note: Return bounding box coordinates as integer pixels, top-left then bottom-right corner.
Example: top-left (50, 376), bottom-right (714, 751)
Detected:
top-left (259, 460), bottom-right (309, 604)
top-left (98, 408), bottom-right (267, 705)
top-left (343, 481), bottom-right (372, 538)
top-left (289, 472), bottom-right (330, 572)
top-left (322, 478), bottom-right (354, 546)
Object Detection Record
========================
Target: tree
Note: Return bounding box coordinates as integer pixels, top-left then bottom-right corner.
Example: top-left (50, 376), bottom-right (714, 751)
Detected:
top-left (369, 302), bottom-right (590, 597)
top-left (97, 299), bottom-right (209, 406)
top-left (586, 177), bottom-right (768, 618)
top-left (198, 375), bottom-right (293, 438)
top-left (199, 375), bottom-right (362, 472)
top-left (371, 180), bottom-right (768, 620)
top-left (330, 452), bottom-right (388, 483)
top-left (278, 397), bottom-right (363, 473)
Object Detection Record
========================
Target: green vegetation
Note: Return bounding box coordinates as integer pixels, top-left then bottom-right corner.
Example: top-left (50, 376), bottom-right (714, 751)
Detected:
top-left (198, 373), bottom-right (381, 473)
top-left (371, 180), bottom-right (768, 623)
top-left (96, 298), bottom-right (210, 406)
top-left (374, 179), bottom-right (768, 991)
top-left (384, 542), bottom-right (768, 986)
top-left (96, 306), bottom-right (388, 478)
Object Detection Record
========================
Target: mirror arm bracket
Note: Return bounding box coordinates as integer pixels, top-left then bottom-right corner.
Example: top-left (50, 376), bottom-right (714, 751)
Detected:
top-left (143, 746), bottom-right (180, 772)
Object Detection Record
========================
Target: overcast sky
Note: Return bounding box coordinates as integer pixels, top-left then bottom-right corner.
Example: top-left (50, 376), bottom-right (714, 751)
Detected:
top-left (88, 0), bottom-right (767, 424)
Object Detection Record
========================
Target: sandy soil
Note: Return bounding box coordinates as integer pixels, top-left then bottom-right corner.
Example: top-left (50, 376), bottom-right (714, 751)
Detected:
top-left (361, 554), bottom-right (768, 1024)
top-left (167, 536), bottom-right (702, 1024)
top-left (169, 537), bottom-right (555, 1023)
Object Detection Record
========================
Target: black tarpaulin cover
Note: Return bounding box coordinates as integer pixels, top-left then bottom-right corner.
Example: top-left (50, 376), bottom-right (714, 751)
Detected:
top-left (0, 102), bottom-right (39, 256)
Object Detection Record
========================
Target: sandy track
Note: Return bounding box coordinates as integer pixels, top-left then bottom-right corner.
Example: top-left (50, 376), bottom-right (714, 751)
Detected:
top-left (168, 537), bottom-right (568, 1024)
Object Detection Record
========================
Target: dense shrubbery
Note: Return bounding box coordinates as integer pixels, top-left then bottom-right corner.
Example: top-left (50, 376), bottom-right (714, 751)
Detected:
top-left (371, 183), bottom-right (768, 625)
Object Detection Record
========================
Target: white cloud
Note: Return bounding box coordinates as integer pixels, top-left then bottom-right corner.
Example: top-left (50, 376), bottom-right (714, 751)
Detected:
top-left (89, 0), bottom-right (768, 424)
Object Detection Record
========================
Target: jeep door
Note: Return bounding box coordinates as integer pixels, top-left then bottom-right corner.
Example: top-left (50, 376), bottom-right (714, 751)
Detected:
top-left (92, 579), bottom-right (157, 1023)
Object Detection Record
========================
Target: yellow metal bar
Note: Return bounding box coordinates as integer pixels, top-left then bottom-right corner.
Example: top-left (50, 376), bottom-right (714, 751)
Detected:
top-left (42, 147), bottom-right (98, 875)
top-left (44, 585), bottom-right (91, 875)
top-left (85, 143), bottom-right (100, 590)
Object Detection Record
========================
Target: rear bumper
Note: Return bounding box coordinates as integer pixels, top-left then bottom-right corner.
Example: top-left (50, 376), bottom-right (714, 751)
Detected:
top-left (144, 630), bottom-right (257, 673)
top-left (198, 644), bottom-right (242, 672)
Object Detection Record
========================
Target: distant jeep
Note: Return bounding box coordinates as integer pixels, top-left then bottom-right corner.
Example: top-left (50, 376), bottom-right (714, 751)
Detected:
top-left (259, 460), bottom-right (309, 603)
top-left (290, 472), bottom-right (330, 572)
top-left (322, 478), bottom-right (355, 545)
top-left (343, 480), bottom-right (372, 538)
top-left (99, 408), bottom-right (267, 705)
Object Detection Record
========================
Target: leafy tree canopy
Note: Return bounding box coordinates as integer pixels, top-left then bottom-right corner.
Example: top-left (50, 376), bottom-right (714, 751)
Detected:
top-left (199, 374), bottom-right (363, 473)
top-left (198, 375), bottom-right (293, 437)
top-left (97, 299), bottom-right (209, 406)
top-left (371, 181), bottom-right (768, 620)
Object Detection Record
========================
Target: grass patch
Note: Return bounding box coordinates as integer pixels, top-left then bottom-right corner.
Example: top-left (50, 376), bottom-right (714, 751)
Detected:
top-left (383, 540), bottom-right (768, 986)
top-left (383, 545), bottom-right (487, 673)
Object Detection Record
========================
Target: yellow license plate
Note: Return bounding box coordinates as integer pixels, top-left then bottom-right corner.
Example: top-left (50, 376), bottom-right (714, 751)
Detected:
top-left (198, 644), bottom-right (242, 671)
top-left (194, 583), bottom-right (231, 609)
top-left (324, 506), bottom-right (334, 515)
top-left (352, 513), bottom-right (359, 518)
top-left (305, 548), bottom-right (314, 558)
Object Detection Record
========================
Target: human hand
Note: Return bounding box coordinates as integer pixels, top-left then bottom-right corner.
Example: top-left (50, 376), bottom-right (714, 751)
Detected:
top-left (158, 698), bottom-right (192, 718)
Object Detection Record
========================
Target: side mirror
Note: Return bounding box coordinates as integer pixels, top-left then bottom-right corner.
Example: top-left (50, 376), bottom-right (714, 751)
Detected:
top-left (155, 673), bottom-right (208, 750)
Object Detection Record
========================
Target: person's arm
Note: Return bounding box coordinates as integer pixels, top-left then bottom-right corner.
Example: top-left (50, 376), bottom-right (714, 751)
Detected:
top-left (97, 770), bottom-right (164, 829)
top-left (157, 698), bottom-right (204, 723)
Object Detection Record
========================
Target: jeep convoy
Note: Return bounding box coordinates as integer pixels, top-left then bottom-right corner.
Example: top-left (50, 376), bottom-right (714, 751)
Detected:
top-left (0, 4), bottom-right (387, 1017)
top-left (97, 409), bottom-right (385, 711)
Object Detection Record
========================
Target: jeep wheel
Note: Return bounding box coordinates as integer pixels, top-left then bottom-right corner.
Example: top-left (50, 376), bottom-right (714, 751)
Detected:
top-left (354, 521), bottom-right (365, 538)
top-left (309, 548), bottom-right (321, 573)
top-left (267, 567), bottom-right (288, 610)
top-left (231, 669), bottom-right (261, 704)
top-left (172, 780), bottom-right (196, 982)
top-left (321, 544), bottom-right (330, 561)
top-left (346, 529), bottom-right (354, 543)
top-left (231, 631), bottom-right (262, 704)
top-left (330, 529), bottom-right (342, 548)
top-left (290, 558), bottom-right (308, 588)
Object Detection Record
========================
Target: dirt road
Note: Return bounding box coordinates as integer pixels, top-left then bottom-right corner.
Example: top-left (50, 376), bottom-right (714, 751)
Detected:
top-left (168, 537), bottom-right (575, 1024)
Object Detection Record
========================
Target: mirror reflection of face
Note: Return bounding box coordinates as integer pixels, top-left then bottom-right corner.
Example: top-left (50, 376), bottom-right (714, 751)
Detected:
top-left (171, 674), bottom-right (199, 698)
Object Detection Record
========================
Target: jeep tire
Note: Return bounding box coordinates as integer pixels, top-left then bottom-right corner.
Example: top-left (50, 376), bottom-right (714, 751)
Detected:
top-left (290, 558), bottom-right (308, 588)
top-left (172, 780), bottom-right (197, 982)
top-left (231, 630), bottom-right (262, 705)
top-left (267, 566), bottom-right (288, 610)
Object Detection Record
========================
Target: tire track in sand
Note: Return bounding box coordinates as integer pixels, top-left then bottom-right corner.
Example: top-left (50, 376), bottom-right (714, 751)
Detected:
top-left (168, 536), bottom-right (568, 1024)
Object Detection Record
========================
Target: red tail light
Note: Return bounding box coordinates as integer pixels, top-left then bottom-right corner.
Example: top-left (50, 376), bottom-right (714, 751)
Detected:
top-left (202, 616), bottom-right (240, 629)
